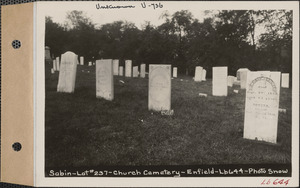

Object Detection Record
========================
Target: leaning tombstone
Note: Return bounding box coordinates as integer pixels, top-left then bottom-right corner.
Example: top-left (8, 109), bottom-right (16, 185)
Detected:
top-left (52, 59), bottom-right (57, 71)
top-left (194, 66), bottom-right (203, 82)
top-left (173, 67), bottom-right (177, 78)
top-left (80, 56), bottom-right (84, 65)
top-left (56, 57), bottom-right (60, 71)
top-left (96, 59), bottom-right (114, 101)
top-left (133, 66), bottom-right (139, 77)
top-left (140, 64), bottom-right (146, 78)
top-left (281, 73), bottom-right (289, 88)
top-left (243, 71), bottom-right (281, 144)
top-left (202, 69), bottom-right (206, 81)
top-left (119, 66), bottom-right (124, 76)
top-left (212, 66), bottom-right (228, 96)
top-left (227, 76), bottom-right (234, 87)
top-left (113, 59), bottom-right (119, 75)
top-left (125, 60), bottom-right (132, 77)
top-left (57, 51), bottom-right (78, 93)
top-left (148, 64), bottom-right (171, 111)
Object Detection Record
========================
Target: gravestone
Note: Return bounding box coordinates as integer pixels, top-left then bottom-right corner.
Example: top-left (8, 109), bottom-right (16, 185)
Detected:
top-left (45, 46), bottom-right (52, 61)
top-left (212, 67), bottom-right (228, 96)
top-left (202, 69), bottom-right (206, 81)
top-left (125, 60), bottom-right (132, 77)
top-left (194, 66), bottom-right (203, 82)
top-left (227, 76), bottom-right (234, 87)
top-left (51, 69), bottom-right (54, 74)
top-left (56, 57), bottom-right (60, 71)
top-left (148, 64), bottom-right (171, 111)
top-left (80, 56), bottom-right (84, 65)
top-left (281, 73), bottom-right (289, 88)
top-left (96, 59), bottom-right (114, 101)
top-left (240, 69), bottom-right (250, 89)
top-left (237, 68), bottom-right (249, 80)
top-left (113, 60), bottom-right (119, 75)
top-left (244, 71), bottom-right (281, 144)
top-left (173, 67), bottom-right (177, 78)
top-left (88, 62), bottom-right (92, 66)
top-left (140, 64), bottom-right (146, 78)
top-left (52, 59), bottom-right (56, 71)
top-left (57, 51), bottom-right (78, 93)
top-left (133, 66), bottom-right (139, 77)
top-left (119, 66), bottom-right (124, 76)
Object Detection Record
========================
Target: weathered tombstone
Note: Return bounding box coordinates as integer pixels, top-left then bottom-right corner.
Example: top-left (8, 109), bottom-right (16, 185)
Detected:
top-left (240, 70), bottom-right (250, 89)
top-left (212, 67), bottom-right (228, 96)
top-left (148, 64), bottom-right (171, 111)
top-left (194, 66), bottom-right (203, 82)
top-left (113, 60), bottom-right (119, 75)
top-left (125, 60), bottom-right (132, 77)
top-left (57, 51), bottom-right (78, 93)
top-left (133, 66), bottom-right (139, 77)
top-left (52, 59), bottom-right (57, 71)
top-left (281, 73), bottom-right (289, 88)
top-left (227, 76), bottom-right (234, 87)
top-left (244, 71), bottom-right (281, 143)
top-left (140, 64), bottom-right (146, 78)
top-left (173, 67), bottom-right (177, 78)
top-left (56, 57), bottom-right (60, 71)
top-left (80, 56), bottom-right (84, 65)
top-left (237, 68), bottom-right (249, 80)
top-left (119, 66), bottom-right (124, 76)
top-left (202, 69), bottom-right (206, 81)
top-left (96, 59), bottom-right (114, 101)
top-left (88, 62), bottom-right (92, 66)
top-left (45, 46), bottom-right (52, 61)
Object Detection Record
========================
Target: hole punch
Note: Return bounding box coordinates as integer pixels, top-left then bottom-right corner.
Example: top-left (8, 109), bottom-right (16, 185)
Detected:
top-left (12, 142), bottom-right (22, 151)
top-left (12, 40), bottom-right (21, 49)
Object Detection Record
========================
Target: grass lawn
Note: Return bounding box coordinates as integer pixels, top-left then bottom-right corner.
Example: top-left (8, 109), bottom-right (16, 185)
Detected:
top-left (45, 63), bottom-right (292, 168)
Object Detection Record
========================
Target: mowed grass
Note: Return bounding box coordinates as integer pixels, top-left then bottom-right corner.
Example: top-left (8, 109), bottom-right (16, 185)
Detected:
top-left (45, 63), bottom-right (292, 168)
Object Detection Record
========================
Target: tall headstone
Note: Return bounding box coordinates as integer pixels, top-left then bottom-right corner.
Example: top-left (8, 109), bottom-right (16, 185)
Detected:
top-left (45, 46), bottom-right (52, 61)
top-left (244, 71), bottom-right (281, 143)
top-left (80, 56), bottom-right (84, 65)
top-left (227, 76), bottom-right (234, 87)
top-left (240, 70), bottom-right (250, 89)
top-left (52, 59), bottom-right (57, 71)
top-left (194, 66), bottom-right (203, 82)
top-left (57, 51), bottom-right (78, 93)
top-left (281, 73), bottom-right (289, 88)
top-left (173, 67), bottom-right (177, 78)
top-left (113, 60), bottom-right (119, 75)
top-left (202, 69), bottom-right (206, 81)
top-left (140, 64), bottom-right (146, 78)
top-left (212, 67), bottom-right (228, 96)
top-left (148, 65), bottom-right (171, 111)
top-left (125, 60), bottom-right (132, 77)
top-left (56, 57), bottom-right (60, 71)
top-left (96, 59), bottom-right (114, 101)
top-left (119, 66), bottom-right (124, 76)
top-left (133, 66), bottom-right (139, 77)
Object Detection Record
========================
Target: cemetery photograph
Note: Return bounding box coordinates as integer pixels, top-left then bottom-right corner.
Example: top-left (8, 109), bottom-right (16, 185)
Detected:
top-left (44, 6), bottom-right (293, 173)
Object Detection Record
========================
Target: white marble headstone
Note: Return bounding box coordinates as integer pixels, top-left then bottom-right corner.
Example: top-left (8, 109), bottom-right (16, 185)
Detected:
top-left (133, 66), bottom-right (139, 77)
top-left (53, 59), bottom-right (57, 71)
top-left (113, 60), bottom-right (119, 75)
top-left (119, 66), bottom-right (124, 76)
top-left (56, 57), bottom-right (60, 71)
top-left (212, 67), bottom-right (228, 96)
top-left (80, 56), bottom-right (84, 65)
top-left (96, 59), bottom-right (114, 101)
top-left (140, 64), bottom-right (146, 78)
top-left (227, 76), bottom-right (234, 87)
top-left (57, 52), bottom-right (78, 93)
top-left (88, 62), bottom-right (92, 66)
top-left (125, 60), bottom-right (132, 77)
top-left (244, 71), bottom-right (281, 143)
top-left (240, 70), bottom-right (250, 89)
top-left (148, 65), bottom-right (171, 111)
top-left (202, 69), bottom-right (206, 81)
top-left (281, 73), bottom-right (289, 88)
top-left (194, 66), bottom-right (203, 82)
top-left (173, 67), bottom-right (177, 78)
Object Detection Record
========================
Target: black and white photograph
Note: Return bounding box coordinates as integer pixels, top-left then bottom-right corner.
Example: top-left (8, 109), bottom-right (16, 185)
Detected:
top-left (35, 1), bottom-right (298, 186)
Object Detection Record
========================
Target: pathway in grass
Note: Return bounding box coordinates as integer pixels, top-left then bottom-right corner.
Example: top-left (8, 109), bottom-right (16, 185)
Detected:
top-left (45, 65), bottom-right (291, 168)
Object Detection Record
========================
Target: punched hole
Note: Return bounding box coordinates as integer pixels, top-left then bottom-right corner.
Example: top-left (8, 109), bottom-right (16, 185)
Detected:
top-left (12, 142), bottom-right (22, 152)
top-left (12, 40), bottom-right (21, 49)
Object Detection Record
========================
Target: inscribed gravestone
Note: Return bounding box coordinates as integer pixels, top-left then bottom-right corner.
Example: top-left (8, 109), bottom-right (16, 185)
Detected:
top-left (243, 71), bottom-right (281, 143)
top-left (148, 65), bottom-right (171, 111)
top-left (133, 66), bottom-right (139, 77)
top-left (125, 60), bottom-right (132, 77)
top-left (113, 60), bottom-right (119, 75)
top-left (80, 56), bottom-right (84, 65)
top-left (212, 67), bottom-right (228, 96)
top-left (53, 59), bottom-right (56, 71)
top-left (173, 67), bottom-right (177, 78)
top-left (140, 64), bottom-right (146, 78)
top-left (281, 73), bottom-right (289, 88)
top-left (194, 66), bottom-right (203, 82)
top-left (119, 66), bottom-right (124, 76)
top-left (202, 69), bottom-right (206, 81)
top-left (57, 51), bottom-right (78, 93)
top-left (96, 59), bottom-right (114, 101)
top-left (227, 76), bottom-right (234, 87)
top-left (56, 57), bottom-right (60, 71)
